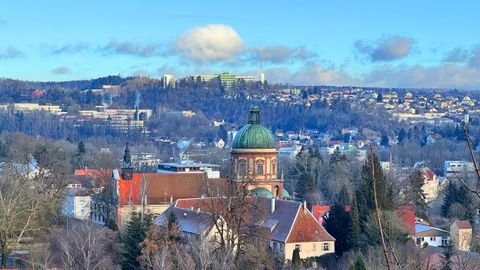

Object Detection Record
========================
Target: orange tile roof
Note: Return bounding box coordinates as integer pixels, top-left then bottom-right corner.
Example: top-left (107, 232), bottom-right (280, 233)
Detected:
top-left (116, 171), bottom-right (229, 206)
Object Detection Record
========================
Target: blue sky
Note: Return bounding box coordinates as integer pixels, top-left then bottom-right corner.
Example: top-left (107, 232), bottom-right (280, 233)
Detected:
top-left (1, 0), bottom-right (480, 88)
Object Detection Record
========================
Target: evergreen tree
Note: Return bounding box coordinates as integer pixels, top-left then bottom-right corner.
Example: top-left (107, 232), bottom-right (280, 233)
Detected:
top-left (295, 171), bottom-right (315, 201)
top-left (121, 211), bottom-right (153, 270)
top-left (442, 243), bottom-right (455, 270)
top-left (349, 255), bottom-right (367, 270)
top-left (440, 182), bottom-right (475, 219)
top-left (441, 182), bottom-right (458, 217)
top-left (349, 196), bottom-right (360, 250)
top-left (380, 133), bottom-right (389, 147)
top-left (338, 184), bottom-right (351, 205)
top-left (407, 170), bottom-right (428, 219)
top-left (398, 128), bottom-right (406, 144)
top-left (292, 247), bottom-right (301, 269)
top-left (217, 124), bottom-right (228, 142)
top-left (77, 141), bottom-right (86, 155)
top-left (356, 151), bottom-right (394, 219)
top-left (325, 203), bottom-right (352, 255)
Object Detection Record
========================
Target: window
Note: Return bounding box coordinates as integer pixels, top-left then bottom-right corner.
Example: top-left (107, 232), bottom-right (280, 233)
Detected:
top-left (312, 243), bottom-right (316, 251)
top-left (442, 237), bottom-right (449, 246)
top-left (272, 161), bottom-right (276, 175)
top-left (323, 243), bottom-right (329, 251)
top-left (295, 244), bottom-right (301, 251)
top-left (256, 163), bottom-right (264, 175)
top-left (430, 237), bottom-right (435, 241)
top-left (280, 243), bottom-right (284, 252)
top-left (273, 242), bottom-right (277, 251)
top-left (239, 161), bottom-right (247, 176)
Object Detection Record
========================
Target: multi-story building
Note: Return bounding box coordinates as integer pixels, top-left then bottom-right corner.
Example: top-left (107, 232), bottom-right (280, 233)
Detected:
top-left (162, 74), bottom-right (176, 88)
top-left (156, 197), bottom-right (335, 261)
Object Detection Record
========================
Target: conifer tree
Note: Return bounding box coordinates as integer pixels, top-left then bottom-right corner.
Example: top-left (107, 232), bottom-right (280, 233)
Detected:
top-left (121, 211), bottom-right (153, 270)
top-left (292, 248), bottom-right (301, 269)
top-left (338, 184), bottom-right (351, 205)
top-left (349, 196), bottom-right (360, 250)
top-left (356, 151), bottom-right (394, 221)
top-left (325, 203), bottom-right (352, 255)
top-left (407, 170), bottom-right (428, 219)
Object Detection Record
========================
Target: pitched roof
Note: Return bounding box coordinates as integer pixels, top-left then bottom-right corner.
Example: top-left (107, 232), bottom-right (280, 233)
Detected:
top-left (453, 220), bottom-right (472, 229)
top-left (415, 223), bottom-right (449, 237)
top-left (172, 197), bottom-right (334, 243)
top-left (115, 170), bottom-right (229, 206)
top-left (155, 206), bottom-right (215, 235)
top-left (396, 205), bottom-right (415, 236)
top-left (74, 168), bottom-right (112, 187)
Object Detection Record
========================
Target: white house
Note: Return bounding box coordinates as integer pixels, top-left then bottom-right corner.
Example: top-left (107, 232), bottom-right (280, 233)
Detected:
top-left (415, 223), bottom-right (449, 247)
top-left (62, 188), bottom-right (92, 220)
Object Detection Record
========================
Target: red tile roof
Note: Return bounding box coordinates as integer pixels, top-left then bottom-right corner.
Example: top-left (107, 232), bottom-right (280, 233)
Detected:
top-left (286, 207), bottom-right (335, 243)
top-left (74, 168), bottom-right (112, 187)
top-left (312, 205), bottom-right (330, 223)
top-left (116, 171), bottom-right (229, 206)
top-left (396, 205), bottom-right (415, 236)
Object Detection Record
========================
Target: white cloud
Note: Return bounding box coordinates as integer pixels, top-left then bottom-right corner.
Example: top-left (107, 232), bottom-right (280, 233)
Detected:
top-left (174, 24), bottom-right (245, 63)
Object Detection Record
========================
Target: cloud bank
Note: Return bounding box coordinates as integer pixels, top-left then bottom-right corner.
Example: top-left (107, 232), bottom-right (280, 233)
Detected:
top-left (355, 35), bottom-right (414, 62)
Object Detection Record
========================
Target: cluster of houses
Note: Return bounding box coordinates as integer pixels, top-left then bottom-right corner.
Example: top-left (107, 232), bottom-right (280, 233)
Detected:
top-left (61, 105), bottom-right (480, 265)
top-left (63, 105), bottom-right (336, 262)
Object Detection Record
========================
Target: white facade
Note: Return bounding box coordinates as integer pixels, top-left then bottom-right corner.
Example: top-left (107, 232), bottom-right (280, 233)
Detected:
top-left (415, 224), bottom-right (450, 247)
top-left (62, 189), bottom-right (92, 220)
top-left (444, 161), bottom-right (475, 179)
top-left (163, 74), bottom-right (176, 88)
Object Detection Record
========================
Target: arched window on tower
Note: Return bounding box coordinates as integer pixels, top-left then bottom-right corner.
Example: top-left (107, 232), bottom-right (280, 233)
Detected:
top-left (238, 160), bottom-right (247, 177)
top-left (274, 185), bottom-right (279, 197)
top-left (256, 161), bottom-right (264, 175)
top-left (271, 160), bottom-right (276, 175)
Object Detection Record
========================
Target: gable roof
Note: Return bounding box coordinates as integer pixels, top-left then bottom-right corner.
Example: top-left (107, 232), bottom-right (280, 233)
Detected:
top-left (172, 197), bottom-right (334, 243)
top-left (452, 220), bottom-right (472, 230)
top-left (155, 206), bottom-right (215, 236)
top-left (115, 170), bottom-right (229, 206)
top-left (415, 223), bottom-right (449, 237)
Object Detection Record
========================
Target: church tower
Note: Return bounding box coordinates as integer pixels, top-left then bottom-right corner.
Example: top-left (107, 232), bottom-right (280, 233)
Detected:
top-left (231, 105), bottom-right (284, 198)
top-left (122, 142), bottom-right (133, 180)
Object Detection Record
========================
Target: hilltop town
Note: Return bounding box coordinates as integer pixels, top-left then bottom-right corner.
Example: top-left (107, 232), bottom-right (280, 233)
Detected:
top-left (0, 75), bottom-right (480, 269)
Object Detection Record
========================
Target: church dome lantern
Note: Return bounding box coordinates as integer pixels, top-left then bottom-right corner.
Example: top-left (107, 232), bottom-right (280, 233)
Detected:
top-left (232, 105), bottom-right (276, 150)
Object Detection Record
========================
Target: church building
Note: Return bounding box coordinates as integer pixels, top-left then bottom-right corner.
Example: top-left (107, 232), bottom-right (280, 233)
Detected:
top-left (231, 104), bottom-right (288, 198)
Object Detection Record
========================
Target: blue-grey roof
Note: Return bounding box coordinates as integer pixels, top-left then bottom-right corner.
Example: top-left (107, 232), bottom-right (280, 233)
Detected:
top-left (155, 206), bottom-right (215, 236)
top-left (415, 223), bottom-right (449, 234)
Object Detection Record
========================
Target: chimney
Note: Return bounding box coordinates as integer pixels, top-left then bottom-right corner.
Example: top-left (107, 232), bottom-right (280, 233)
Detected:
top-left (271, 197), bottom-right (276, 214)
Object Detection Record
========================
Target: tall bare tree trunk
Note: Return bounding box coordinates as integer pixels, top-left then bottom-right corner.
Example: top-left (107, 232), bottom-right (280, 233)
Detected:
top-left (371, 153), bottom-right (391, 270)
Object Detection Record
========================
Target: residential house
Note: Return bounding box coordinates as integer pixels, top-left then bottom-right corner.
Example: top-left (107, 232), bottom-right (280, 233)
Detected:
top-left (450, 220), bottom-right (472, 252)
top-left (158, 197), bottom-right (335, 261)
top-left (415, 223), bottom-right (450, 247)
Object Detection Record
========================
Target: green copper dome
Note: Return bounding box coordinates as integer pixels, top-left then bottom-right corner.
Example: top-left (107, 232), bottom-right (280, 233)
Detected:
top-left (232, 105), bottom-right (276, 149)
top-left (250, 187), bottom-right (273, 198)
